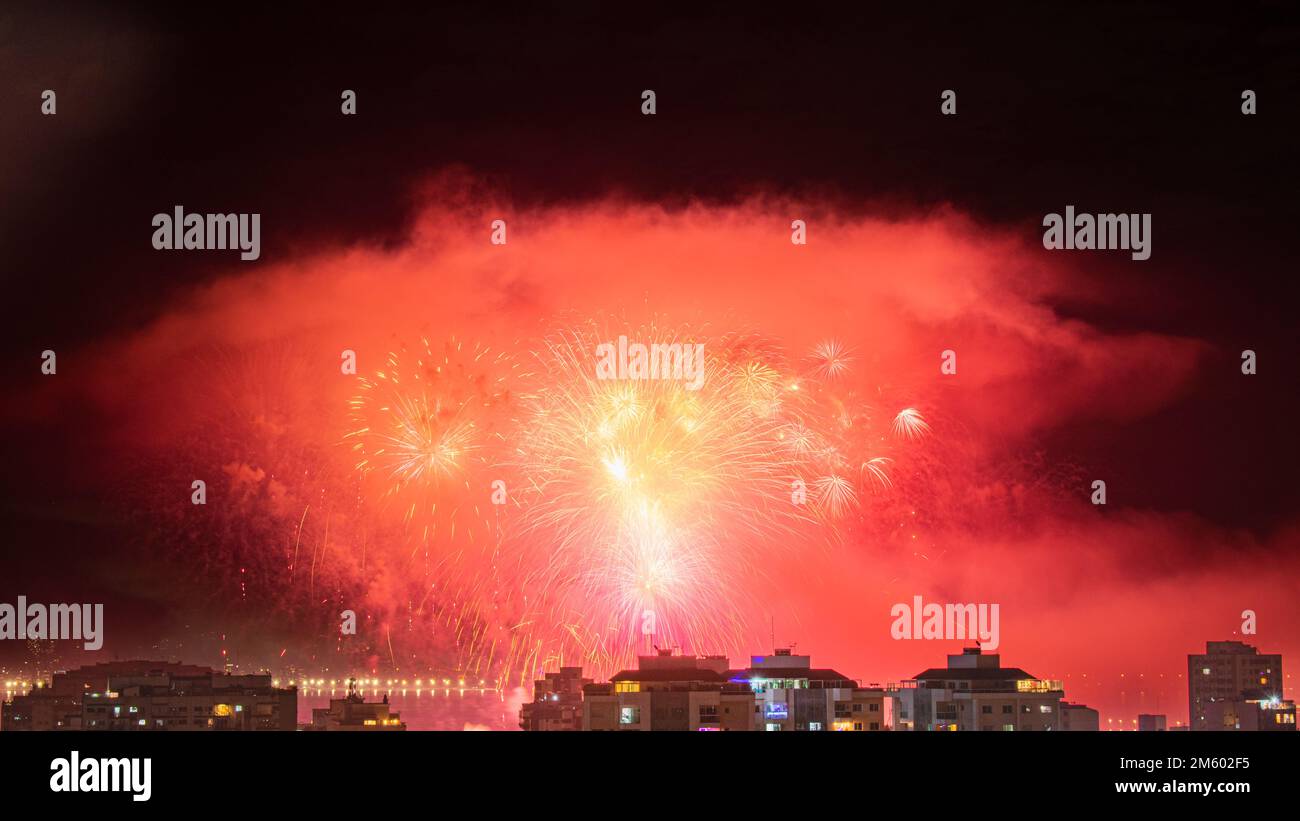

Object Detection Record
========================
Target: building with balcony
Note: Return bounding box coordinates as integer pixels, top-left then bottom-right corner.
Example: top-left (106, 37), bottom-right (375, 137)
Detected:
top-left (890, 647), bottom-right (1064, 731)
top-left (728, 648), bottom-right (887, 731)
top-left (583, 650), bottom-right (757, 731)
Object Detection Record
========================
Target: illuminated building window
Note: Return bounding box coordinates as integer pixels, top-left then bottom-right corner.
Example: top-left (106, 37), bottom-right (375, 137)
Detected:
top-left (619, 707), bottom-right (641, 725)
top-left (614, 681), bottom-right (640, 693)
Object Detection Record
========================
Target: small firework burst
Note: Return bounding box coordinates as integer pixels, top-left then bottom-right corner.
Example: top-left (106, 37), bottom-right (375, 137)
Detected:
top-left (808, 338), bottom-right (854, 380)
top-left (891, 407), bottom-right (932, 440)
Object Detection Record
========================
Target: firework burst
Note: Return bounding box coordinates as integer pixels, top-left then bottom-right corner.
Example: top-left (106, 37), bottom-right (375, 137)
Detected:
top-left (501, 323), bottom-right (914, 672)
top-left (345, 336), bottom-right (520, 548)
top-left (808, 338), bottom-right (854, 380)
top-left (891, 407), bottom-right (932, 441)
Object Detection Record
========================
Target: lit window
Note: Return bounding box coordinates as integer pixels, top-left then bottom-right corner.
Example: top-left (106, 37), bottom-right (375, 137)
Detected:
top-left (619, 707), bottom-right (640, 725)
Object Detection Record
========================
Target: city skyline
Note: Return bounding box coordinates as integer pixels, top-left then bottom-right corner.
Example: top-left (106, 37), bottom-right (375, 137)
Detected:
top-left (6, 637), bottom-right (1292, 731)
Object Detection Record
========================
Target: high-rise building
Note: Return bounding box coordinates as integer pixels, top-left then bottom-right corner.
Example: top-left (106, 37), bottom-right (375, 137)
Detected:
top-left (891, 647), bottom-right (1064, 731)
top-left (519, 666), bottom-right (591, 730)
top-left (583, 650), bottom-right (755, 731)
top-left (729, 648), bottom-right (887, 731)
top-left (1188, 641), bottom-right (1284, 730)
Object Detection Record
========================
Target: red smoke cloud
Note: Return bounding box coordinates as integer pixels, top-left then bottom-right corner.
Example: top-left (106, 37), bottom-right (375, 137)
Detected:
top-left (32, 180), bottom-right (1298, 725)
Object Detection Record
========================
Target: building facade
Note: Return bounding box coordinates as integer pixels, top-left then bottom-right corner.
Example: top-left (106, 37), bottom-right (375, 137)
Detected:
top-left (1200, 692), bottom-right (1296, 731)
top-left (308, 679), bottom-right (406, 730)
top-left (519, 666), bottom-right (591, 731)
top-left (546, 648), bottom-right (887, 731)
top-left (731, 648), bottom-right (887, 731)
top-left (1060, 702), bottom-right (1099, 731)
top-left (1137, 713), bottom-right (1167, 731)
top-left (891, 647), bottom-right (1064, 731)
top-left (584, 651), bottom-right (755, 731)
top-left (80, 672), bottom-right (296, 730)
top-left (1188, 641), bottom-right (1284, 730)
top-left (2, 661), bottom-right (247, 731)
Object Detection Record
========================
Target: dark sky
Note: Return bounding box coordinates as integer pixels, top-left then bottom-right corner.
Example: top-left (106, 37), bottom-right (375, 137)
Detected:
top-left (1, 2), bottom-right (1297, 683)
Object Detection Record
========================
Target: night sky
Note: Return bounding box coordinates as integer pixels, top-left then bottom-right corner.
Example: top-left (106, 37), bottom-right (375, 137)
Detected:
top-left (2, 2), bottom-right (1297, 723)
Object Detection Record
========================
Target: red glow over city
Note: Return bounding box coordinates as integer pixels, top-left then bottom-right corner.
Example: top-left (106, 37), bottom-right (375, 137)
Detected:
top-left (13, 188), bottom-right (1296, 728)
